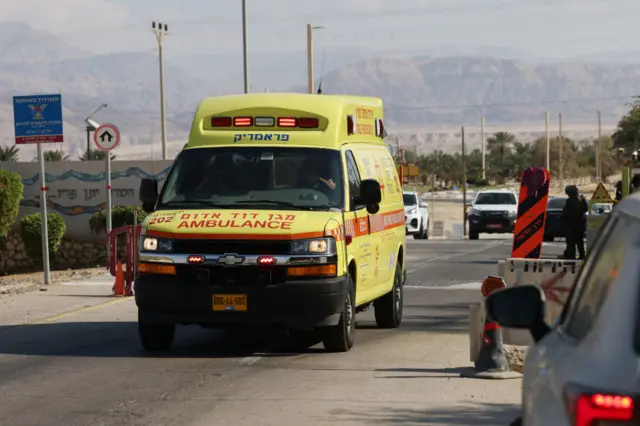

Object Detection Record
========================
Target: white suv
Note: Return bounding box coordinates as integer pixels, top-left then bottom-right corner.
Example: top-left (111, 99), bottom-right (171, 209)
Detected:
top-left (403, 191), bottom-right (429, 239)
top-left (467, 189), bottom-right (518, 240)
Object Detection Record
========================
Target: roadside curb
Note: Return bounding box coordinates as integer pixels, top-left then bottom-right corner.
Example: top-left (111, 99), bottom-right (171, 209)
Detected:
top-left (0, 281), bottom-right (42, 297)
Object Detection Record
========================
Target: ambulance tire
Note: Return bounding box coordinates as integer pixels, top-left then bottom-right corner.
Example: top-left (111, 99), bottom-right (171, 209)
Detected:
top-left (138, 319), bottom-right (175, 352)
top-left (469, 231), bottom-right (479, 240)
top-left (322, 275), bottom-right (356, 352)
top-left (374, 263), bottom-right (403, 329)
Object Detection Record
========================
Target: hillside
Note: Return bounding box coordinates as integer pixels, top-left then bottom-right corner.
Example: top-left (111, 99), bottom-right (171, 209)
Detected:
top-left (315, 56), bottom-right (640, 126)
top-left (0, 23), bottom-right (638, 159)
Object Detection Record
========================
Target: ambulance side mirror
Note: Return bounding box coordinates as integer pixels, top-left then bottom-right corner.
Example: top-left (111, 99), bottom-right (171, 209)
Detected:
top-left (139, 178), bottom-right (158, 213)
top-left (359, 179), bottom-right (382, 214)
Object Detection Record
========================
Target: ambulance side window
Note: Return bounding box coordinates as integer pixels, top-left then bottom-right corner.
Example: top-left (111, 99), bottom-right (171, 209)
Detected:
top-left (345, 150), bottom-right (362, 211)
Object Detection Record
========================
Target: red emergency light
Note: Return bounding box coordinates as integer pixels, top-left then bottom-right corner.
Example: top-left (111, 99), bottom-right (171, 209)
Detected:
top-left (257, 256), bottom-right (277, 266)
top-left (187, 255), bottom-right (206, 264)
top-left (277, 117), bottom-right (297, 127)
top-left (346, 115), bottom-right (356, 135)
top-left (297, 117), bottom-right (319, 128)
top-left (234, 117), bottom-right (253, 127)
top-left (211, 117), bottom-right (232, 127)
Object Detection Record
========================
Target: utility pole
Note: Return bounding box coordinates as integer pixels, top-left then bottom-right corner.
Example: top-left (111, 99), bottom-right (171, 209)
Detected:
top-left (545, 110), bottom-right (550, 171)
top-left (306, 24), bottom-right (324, 94)
top-left (559, 112), bottom-right (564, 189)
top-left (461, 126), bottom-right (467, 237)
top-left (242, 0), bottom-right (249, 93)
top-left (152, 21), bottom-right (169, 160)
top-left (481, 116), bottom-right (486, 180)
top-left (597, 110), bottom-right (602, 181)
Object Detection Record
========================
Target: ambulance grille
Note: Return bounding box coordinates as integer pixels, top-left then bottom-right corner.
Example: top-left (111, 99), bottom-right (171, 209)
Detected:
top-left (172, 239), bottom-right (290, 255)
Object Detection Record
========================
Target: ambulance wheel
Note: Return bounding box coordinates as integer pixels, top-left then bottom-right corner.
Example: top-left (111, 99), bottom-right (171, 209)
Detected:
top-left (469, 231), bottom-right (479, 240)
top-left (139, 318), bottom-right (175, 352)
top-left (424, 222), bottom-right (429, 240)
top-left (322, 275), bottom-right (356, 352)
top-left (374, 263), bottom-right (403, 328)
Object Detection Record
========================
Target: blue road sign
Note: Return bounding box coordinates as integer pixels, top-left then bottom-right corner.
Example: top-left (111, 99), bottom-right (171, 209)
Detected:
top-left (13, 94), bottom-right (64, 144)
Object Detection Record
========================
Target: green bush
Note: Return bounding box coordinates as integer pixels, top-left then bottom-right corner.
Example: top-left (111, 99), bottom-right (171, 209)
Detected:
top-left (0, 170), bottom-right (23, 240)
top-left (20, 212), bottom-right (66, 261)
top-left (89, 205), bottom-right (148, 235)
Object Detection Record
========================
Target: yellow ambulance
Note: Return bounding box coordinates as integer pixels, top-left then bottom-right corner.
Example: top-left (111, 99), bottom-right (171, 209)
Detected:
top-left (136, 93), bottom-right (406, 353)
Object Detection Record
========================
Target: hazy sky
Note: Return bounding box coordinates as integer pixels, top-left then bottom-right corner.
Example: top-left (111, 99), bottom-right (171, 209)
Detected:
top-left (3, 0), bottom-right (638, 59)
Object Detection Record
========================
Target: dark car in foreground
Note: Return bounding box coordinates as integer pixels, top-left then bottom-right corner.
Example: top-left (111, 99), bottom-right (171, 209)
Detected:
top-left (543, 197), bottom-right (567, 242)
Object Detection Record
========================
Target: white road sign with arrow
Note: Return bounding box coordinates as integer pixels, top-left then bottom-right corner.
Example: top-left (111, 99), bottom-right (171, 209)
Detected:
top-left (94, 123), bottom-right (120, 151)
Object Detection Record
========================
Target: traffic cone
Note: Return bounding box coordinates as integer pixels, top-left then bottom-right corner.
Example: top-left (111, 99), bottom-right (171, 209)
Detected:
top-left (112, 261), bottom-right (125, 296)
top-left (461, 276), bottom-right (522, 379)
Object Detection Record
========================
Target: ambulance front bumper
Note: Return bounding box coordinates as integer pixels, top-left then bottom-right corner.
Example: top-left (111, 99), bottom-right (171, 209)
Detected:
top-left (134, 253), bottom-right (348, 330)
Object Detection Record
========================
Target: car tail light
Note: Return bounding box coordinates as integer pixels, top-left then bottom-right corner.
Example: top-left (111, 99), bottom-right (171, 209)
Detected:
top-left (277, 117), bottom-right (296, 127)
top-left (211, 117), bottom-right (232, 127)
top-left (565, 384), bottom-right (635, 426)
top-left (297, 117), bottom-right (319, 128)
top-left (234, 117), bottom-right (253, 127)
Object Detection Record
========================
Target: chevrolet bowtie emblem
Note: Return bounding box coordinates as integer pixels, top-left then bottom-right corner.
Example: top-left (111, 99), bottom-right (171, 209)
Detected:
top-left (217, 254), bottom-right (245, 267)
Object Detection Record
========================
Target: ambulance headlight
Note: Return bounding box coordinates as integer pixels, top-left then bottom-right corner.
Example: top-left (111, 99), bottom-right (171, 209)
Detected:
top-left (291, 237), bottom-right (336, 254)
top-left (140, 236), bottom-right (173, 252)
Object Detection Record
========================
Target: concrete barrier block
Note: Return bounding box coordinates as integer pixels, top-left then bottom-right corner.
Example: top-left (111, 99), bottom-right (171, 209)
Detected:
top-left (502, 258), bottom-right (584, 346)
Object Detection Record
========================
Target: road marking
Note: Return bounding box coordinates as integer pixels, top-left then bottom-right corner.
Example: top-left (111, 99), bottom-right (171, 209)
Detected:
top-left (406, 240), bottom-right (502, 275)
top-left (406, 282), bottom-right (483, 290)
top-left (238, 356), bottom-right (262, 366)
top-left (27, 297), bottom-right (132, 325)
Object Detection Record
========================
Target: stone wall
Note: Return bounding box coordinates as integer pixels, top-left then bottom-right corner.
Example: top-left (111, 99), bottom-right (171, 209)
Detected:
top-left (0, 231), bottom-right (113, 274)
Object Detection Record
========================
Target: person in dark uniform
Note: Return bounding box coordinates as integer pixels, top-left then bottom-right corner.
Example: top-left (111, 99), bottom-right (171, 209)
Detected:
top-left (561, 185), bottom-right (586, 260)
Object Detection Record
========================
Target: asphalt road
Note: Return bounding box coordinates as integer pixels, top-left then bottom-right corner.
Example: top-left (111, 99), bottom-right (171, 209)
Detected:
top-left (0, 236), bottom-right (564, 426)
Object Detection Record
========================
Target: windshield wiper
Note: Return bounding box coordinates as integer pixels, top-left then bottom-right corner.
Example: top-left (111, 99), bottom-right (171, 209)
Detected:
top-left (233, 200), bottom-right (323, 211)
top-left (157, 200), bottom-right (237, 209)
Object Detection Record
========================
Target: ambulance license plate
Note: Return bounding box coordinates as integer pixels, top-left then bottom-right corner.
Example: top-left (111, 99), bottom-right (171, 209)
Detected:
top-left (487, 224), bottom-right (502, 229)
top-left (213, 294), bottom-right (247, 312)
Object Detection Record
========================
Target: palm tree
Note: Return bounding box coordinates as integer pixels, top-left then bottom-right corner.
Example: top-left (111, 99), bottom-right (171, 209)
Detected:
top-left (0, 145), bottom-right (19, 162)
top-left (80, 150), bottom-right (116, 161)
top-left (487, 132), bottom-right (516, 181)
top-left (42, 150), bottom-right (70, 161)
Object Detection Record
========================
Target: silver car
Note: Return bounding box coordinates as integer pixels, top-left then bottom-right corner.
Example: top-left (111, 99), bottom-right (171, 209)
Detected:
top-left (487, 192), bottom-right (640, 426)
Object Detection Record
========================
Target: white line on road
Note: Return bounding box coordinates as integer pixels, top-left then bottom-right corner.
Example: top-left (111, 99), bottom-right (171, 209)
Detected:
top-left (238, 356), bottom-right (262, 366)
top-left (406, 240), bottom-right (503, 275)
top-left (406, 282), bottom-right (483, 290)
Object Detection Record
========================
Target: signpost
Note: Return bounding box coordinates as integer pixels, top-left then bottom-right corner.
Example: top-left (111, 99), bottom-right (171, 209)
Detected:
top-left (13, 94), bottom-right (64, 285)
top-left (94, 123), bottom-right (120, 237)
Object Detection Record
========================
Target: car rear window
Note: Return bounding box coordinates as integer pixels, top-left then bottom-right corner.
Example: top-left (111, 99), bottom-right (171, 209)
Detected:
top-left (548, 198), bottom-right (567, 209)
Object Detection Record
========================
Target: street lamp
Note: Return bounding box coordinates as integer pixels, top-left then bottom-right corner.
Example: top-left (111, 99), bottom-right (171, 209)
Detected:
top-left (306, 24), bottom-right (325, 94)
top-left (152, 21), bottom-right (169, 160)
top-left (84, 103), bottom-right (107, 158)
top-left (242, 0), bottom-right (249, 93)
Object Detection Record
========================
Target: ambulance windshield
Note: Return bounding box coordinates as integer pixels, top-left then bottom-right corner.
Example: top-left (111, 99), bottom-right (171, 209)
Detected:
top-left (157, 147), bottom-right (344, 211)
